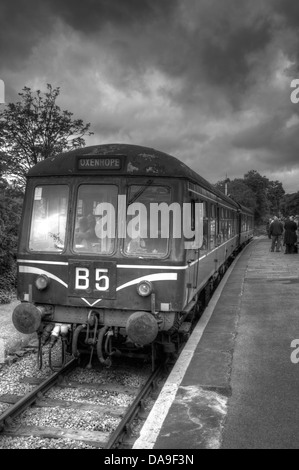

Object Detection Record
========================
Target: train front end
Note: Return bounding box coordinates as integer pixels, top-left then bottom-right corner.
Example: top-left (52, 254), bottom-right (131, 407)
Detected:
top-left (13, 145), bottom-right (191, 367)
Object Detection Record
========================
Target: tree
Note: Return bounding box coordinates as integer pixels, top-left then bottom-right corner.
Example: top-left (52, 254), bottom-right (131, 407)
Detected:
top-left (266, 180), bottom-right (285, 216)
top-left (0, 178), bottom-right (23, 301)
top-left (244, 170), bottom-right (270, 223)
top-left (280, 192), bottom-right (299, 217)
top-left (215, 178), bottom-right (257, 211)
top-left (0, 84), bottom-right (93, 187)
top-left (215, 170), bottom-right (287, 223)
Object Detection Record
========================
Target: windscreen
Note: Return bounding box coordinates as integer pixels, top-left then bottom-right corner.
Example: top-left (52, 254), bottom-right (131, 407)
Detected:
top-left (73, 184), bottom-right (118, 254)
top-left (29, 185), bottom-right (68, 252)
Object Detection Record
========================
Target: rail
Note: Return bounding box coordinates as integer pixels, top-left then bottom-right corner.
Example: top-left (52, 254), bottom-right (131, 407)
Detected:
top-left (105, 363), bottom-right (164, 449)
top-left (0, 358), bottom-right (78, 431)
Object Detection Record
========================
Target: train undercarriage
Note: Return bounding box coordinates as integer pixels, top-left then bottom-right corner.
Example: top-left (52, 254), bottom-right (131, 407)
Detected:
top-left (17, 251), bottom-right (239, 371)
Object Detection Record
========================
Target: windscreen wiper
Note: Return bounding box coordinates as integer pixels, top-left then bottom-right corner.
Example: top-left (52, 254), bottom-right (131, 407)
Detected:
top-left (127, 179), bottom-right (153, 205)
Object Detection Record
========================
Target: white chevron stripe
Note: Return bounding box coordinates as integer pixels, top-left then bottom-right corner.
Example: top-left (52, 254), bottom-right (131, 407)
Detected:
top-left (18, 259), bottom-right (68, 265)
top-left (81, 298), bottom-right (103, 307)
top-left (116, 273), bottom-right (177, 291)
top-left (19, 266), bottom-right (68, 288)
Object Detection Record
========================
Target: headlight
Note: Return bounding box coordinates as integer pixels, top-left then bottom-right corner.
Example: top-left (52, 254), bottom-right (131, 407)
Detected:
top-left (137, 280), bottom-right (153, 297)
top-left (35, 275), bottom-right (50, 291)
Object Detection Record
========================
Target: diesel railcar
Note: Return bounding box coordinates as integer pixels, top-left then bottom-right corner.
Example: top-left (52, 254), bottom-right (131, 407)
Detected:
top-left (12, 144), bottom-right (254, 367)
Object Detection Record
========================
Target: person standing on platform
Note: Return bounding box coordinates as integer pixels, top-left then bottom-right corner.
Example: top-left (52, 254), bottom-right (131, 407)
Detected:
top-left (269, 216), bottom-right (284, 252)
top-left (266, 218), bottom-right (273, 239)
top-left (294, 216), bottom-right (299, 253)
top-left (284, 216), bottom-right (298, 254)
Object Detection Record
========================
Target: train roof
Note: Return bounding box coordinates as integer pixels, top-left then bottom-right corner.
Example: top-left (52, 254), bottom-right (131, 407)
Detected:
top-left (27, 143), bottom-right (248, 211)
top-left (237, 202), bottom-right (254, 215)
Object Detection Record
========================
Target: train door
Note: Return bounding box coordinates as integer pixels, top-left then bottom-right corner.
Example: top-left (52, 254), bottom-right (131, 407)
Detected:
top-left (217, 205), bottom-right (221, 245)
top-left (238, 211), bottom-right (242, 245)
top-left (185, 198), bottom-right (203, 303)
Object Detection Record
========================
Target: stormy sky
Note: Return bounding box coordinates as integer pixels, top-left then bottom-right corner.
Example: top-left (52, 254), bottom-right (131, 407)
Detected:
top-left (1, 0), bottom-right (299, 192)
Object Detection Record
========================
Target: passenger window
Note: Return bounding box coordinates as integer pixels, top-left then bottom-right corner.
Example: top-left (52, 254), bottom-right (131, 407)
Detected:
top-left (74, 184), bottom-right (118, 254)
top-left (201, 202), bottom-right (208, 253)
top-left (210, 204), bottom-right (216, 250)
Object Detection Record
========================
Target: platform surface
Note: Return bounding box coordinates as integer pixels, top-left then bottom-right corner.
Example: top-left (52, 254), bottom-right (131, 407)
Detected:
top-left (134, 238), bottom-right (299, 449)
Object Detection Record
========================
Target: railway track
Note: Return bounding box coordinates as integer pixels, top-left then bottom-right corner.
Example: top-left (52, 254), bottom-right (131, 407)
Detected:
top-left (0, 253), bottom-right (236, 450)
top-left (0, 273), bottom-right (230, 449)
top-left (0, 349), bottom-right (166, 449)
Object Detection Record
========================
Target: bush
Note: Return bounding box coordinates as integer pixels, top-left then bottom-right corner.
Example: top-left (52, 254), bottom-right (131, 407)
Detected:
top-left (0, 264), bottom-right (17, 291)
top-left (0, 179), bottom-right (23, 301)
top-left (0, 289), bottom-right (14, 304)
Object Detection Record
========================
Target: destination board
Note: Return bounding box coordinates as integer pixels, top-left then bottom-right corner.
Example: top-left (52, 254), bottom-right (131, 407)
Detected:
top-left (78, 157), bottom-right (122, 170)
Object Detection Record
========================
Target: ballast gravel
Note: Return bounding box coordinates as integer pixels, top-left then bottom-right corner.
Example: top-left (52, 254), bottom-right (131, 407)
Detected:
top-left (47, 387), bottom-right (133, 406)
top-left (12, 406), bottom-right (120, 432)
top-left (0, 346), bottom-right (151, 449)
top-left (0, 436), bottom-right (96, 449)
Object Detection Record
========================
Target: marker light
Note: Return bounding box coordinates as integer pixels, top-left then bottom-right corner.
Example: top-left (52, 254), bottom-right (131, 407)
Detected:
top-left (137, 280), bottom-right (153, 297)
top-left (35, 275), bottom-right (50, 291)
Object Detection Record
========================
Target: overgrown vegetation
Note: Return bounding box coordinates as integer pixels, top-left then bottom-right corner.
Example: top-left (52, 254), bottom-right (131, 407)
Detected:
top-left (215, 170), bottom-right (288, 224)
top-left (0, 84), bottom-right (93, 303)
top-left (0, 84), bottom-right (93, 189)
top-left (0, 179), bottom-right (23, 303)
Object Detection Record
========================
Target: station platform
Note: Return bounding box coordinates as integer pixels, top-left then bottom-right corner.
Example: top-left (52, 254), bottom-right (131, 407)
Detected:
top-left (134, 237), bottom-right (299, 450)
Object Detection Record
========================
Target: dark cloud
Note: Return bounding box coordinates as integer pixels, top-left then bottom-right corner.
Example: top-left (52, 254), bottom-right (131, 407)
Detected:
top-left (200, 23), bottom-right (272, 87)
top-left (233, 114), bottom-right (299, 166)
top-left (0, 1), bottom-right (54, 68)
top-left (0, 0), bottom-right (275, 102)
top-left (48, 0), bottom-right (177, 31)
top-left (1, 0), bottom-right (299, 191)
top-left (274, 0), bottom-right (299, 28)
